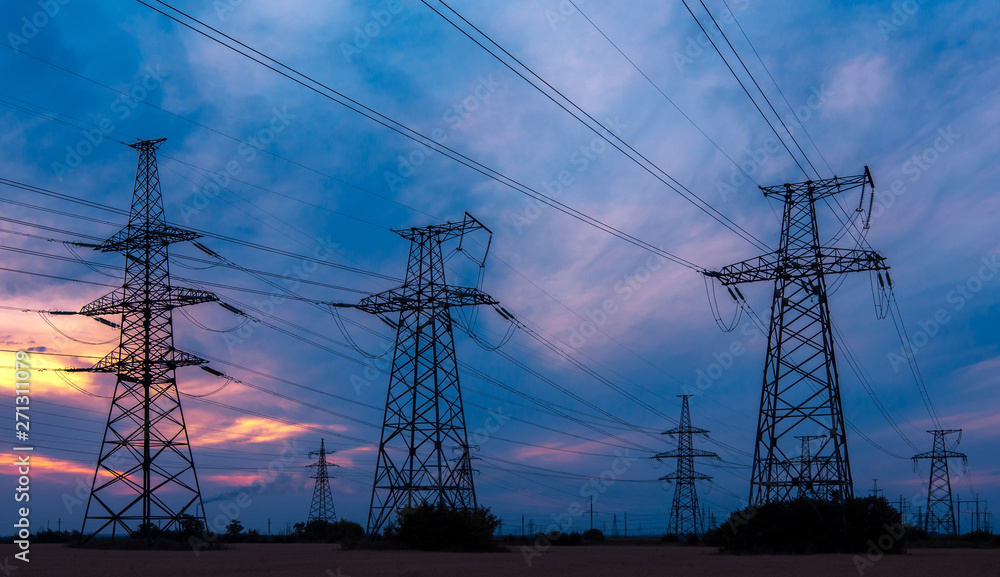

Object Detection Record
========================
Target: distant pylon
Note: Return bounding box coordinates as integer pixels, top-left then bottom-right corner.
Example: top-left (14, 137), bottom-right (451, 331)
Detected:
top-left (707, 168), bottom-right (889, 505)
top-left (913, 429), bottom-right (967, 535)
top-left (795, 434), bottom-right (826, 499)
top-left (307, 439), bottom-right (338, 523)
top-left (337, 213), bottom-right (498, 535)
top-left (653, 395), bottom-right (719, 537)
top-left (78, 139), bottom-right (216, 540)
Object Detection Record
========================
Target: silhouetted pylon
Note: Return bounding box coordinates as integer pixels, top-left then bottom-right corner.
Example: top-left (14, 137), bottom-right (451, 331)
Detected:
top-left (653, 395), bottom-right (719, 537)
top-left (78, 138), bottom-right (216, 540)
top-left (335, 213), bottom-right (497, 535)
top-left (307, 439), bottom-right (338, 524)
top-left (707, 168), bottom-right (888, 505)
top-left (913, 429), bottom-right (967, 535)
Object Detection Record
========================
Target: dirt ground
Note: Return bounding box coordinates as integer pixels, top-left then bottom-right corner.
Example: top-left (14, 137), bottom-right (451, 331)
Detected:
top-left (4, 543), bottom-right (999, 576)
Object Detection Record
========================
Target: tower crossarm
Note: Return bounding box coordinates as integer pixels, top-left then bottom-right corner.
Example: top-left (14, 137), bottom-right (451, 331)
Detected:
top-left (393, 212), bottom-right (491, 245)
top-left (98, 223), bottom-right (201, 253)
top-left (760, 169), bottom-right (874, 202)
top-left (659, 471), bottom-right (713, 482)
top-left (708, 248), bottom-right (888, 285)
top-left (913, 451), bottom-right (968, 461)
top-left (352, 285), bottom-right (498, 314)
top-left (89, 348), bottom-right (207, 374)
top-left (663, 426), bottom-right (710, 436)
top-left (654, 448), bottom-right (720, 460)
top-left (80, 286), bottom-right (217, 316)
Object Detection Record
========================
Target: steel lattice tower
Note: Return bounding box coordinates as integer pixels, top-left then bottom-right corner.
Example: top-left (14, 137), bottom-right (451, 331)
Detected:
top-left (307, 439), bottom-right (338, 523)
top-left (79, 139), bottom-right (216, 540)
top-left (653, 395), bottom-right (718, 537)
top-left (343, 213), bottom-right (497, 535)
top-left (794, 434), bottom-right (827, 499)
top-left (707, 168), bottom-right (888, 505)
top-left (913, 429), bottom-right (967, 535)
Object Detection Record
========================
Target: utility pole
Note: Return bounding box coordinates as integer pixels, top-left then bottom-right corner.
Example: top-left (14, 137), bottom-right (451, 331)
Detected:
top-left (956, 494), bottom-right (985, 534)
top-left (653, 395), bottom-right (719, 537)
top-left (77, 138), bottom-right (216, 541)
top-left (307, 439), bottom-right (338, 524)
top-left (706, 168), bottom-right (887, 505)
top-left (913, 429), bottom-right (967, 535)
top-left (337, 214), bottom-right (498, 535)
top-left (590, 496), bottom-right (593, 530)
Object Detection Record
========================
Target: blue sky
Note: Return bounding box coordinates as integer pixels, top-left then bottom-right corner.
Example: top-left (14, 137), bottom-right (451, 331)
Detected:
top-left (0, 0), bottom-right (998, 536)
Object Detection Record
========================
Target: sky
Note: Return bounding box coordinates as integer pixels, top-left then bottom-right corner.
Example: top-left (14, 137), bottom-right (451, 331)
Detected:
top-left (0, 0), bottom-right (998, 538)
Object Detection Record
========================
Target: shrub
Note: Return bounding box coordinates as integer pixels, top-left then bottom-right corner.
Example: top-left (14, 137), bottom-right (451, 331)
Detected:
top-left (294, 519), bottom-right (365, 543)
top-left (707, 496), bottom-right (906, 554)
top-left (582, 528), bottom-right (605, 542)
top-left (384, 503), bottom-right (500, 552)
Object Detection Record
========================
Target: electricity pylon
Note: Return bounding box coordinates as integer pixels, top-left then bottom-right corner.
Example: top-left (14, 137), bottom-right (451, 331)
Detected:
top-left (338, 213), bottom-right (497, 535)
top-left (913, 429), bottom-right (967, 535)
top-left (706, 168), bottom-right (888, 505)
top-left (79, 139), bottom-right (216, 540)
top-left (307, 439), bottom-right (338, 524)
top-left (653, 395), bottom-right (718, 537)
top-left (794, 434), bottom-right (827, 499)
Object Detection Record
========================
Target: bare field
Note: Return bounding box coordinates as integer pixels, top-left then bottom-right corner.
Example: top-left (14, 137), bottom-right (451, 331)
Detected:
top-left (5, 543), bottom-right (999, 576)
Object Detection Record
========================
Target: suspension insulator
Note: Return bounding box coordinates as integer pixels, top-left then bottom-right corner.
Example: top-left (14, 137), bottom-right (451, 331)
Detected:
top-left (219, 302), bottom-right (245, 316)
top-left (200, 366), bottom-right (225, 377)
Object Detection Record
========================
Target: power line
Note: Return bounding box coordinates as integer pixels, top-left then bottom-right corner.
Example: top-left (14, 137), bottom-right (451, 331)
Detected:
top-left (131, 0), bottom-right (706, 271)
top-left (421, 0), bottom-right (771, 254)
top-left (565, 0), bottom-right (760, 188)
top-left (680, 0), bottom-right (811, 178)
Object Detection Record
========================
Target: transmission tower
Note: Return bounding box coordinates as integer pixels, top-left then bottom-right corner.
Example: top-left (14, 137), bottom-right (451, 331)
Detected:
top-left (79, 139), bottom-right (217, 540)
top-left (707, 168), bottom-right (888, 505)
top-left (913, 429), bottom-right (967, 535)
top-left (307, 439), bottom-right (338, 523)
top-left (653, 395), bottom-right (719, 537)
top-left (795, 434), bottom-right (826, 499)
top-left (339, 213), bottom-right (497, 535)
